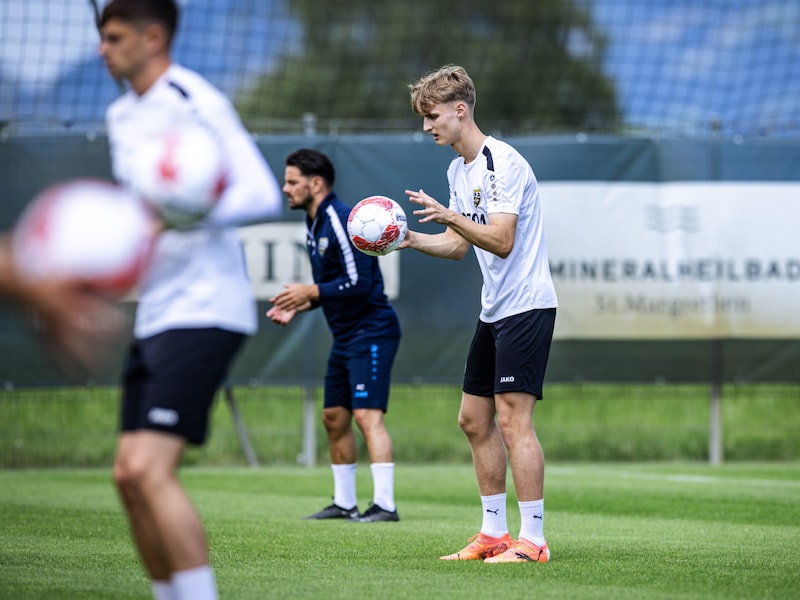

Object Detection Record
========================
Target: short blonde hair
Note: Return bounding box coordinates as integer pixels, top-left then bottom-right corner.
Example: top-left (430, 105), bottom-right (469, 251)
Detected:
top-left (409, 65), bottom-right (476, 116)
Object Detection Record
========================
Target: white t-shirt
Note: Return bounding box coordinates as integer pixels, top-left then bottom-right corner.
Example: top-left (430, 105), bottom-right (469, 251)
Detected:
top-left (447, 136), bottom-right (558, 323)
top-left (106, 64), bottom-right (283, 339)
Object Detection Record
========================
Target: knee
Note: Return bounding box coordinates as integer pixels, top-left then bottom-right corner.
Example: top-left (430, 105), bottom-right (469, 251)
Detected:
top-left (322, 408), bottom-right (350, 436)
top-left (458, 411), bottom-right (489, 439)
top-left (353, 409), bottom-right (383, 434)
top-left (113, 454), bottom-right (145, 498)
top-left (112, 454), bottom-right (162, 499)
top-left (495, 413), bottom-right (535, 447)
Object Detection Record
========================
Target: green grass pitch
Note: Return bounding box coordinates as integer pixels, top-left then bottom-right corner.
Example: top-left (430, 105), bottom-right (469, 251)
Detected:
top-left (1, 462), bottom-right (798, 599)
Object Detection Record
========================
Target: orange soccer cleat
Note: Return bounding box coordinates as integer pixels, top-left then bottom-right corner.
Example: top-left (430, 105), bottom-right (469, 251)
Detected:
top-left (439, 532), bottom-right (513, 561)
top-left (483, 537), bottom-right (550, 563)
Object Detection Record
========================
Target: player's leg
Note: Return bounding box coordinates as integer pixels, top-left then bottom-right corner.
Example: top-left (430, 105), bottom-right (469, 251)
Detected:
top-left (460, 320), bottom-right (507, 496)
top-left (495, 391), bottom-right (542, 500)
top-left (115, 341), bottom-right (173, 583)
top-left (114, 430), bottom-right (205, 569)
top-left (323, 406), bottom-right (357, 463)
top-left (484, 308), bottom-right (555, 564)
top-left (440, 322), bottom-right (512, 560)
top-left (458, 393), bottom-right (506, 495)
top-left (353, 408), bottom-right (392, 463)
top-left (115, 328), bottom-right (245, 596)
top-left (304, 345), bottom-right (359, 519)
top-left (350, 337), bottom-right (400, 522)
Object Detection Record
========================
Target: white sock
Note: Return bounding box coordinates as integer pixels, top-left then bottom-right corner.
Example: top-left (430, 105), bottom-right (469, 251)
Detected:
top-left (332, 463), bottom-right (357, 509)
top-left (480, 493), bottom-right (508, 538)
top-left (370, 462), bottom-right (395, 512)
top-left (151, 580), bottom-right (176, 600)
top-left (518, 499), bottom-right (546, 547)
top-left (171, 565), bottom-right (217, 600)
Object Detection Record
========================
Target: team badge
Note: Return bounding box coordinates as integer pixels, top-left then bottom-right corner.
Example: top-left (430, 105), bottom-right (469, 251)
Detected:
top-left (473, 188), bottom-right (481, 207)
top-left (318, 237), bottom-right (329, 255)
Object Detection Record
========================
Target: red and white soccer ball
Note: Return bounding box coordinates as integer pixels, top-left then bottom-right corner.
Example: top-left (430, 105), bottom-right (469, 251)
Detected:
top-left (128, 124), bottom-right (227, 228)
top-left (347, 196), bottom-right (408, 256)
top-left (12, 179), bottom-right (156, 298)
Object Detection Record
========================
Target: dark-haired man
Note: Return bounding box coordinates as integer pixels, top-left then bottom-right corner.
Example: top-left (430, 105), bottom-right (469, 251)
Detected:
top-left (268, 148), bottom-right (401, 523)
top-left (99, 1), bottom-right (283, 598)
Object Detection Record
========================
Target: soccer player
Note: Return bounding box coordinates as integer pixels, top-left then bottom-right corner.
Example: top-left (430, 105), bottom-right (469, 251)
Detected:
top-left (267, 148), bottom-right (401, 523)
top-left (403, 65), bottom-right (558, 563)
top-left (98, 1), bottom-right (283, 599)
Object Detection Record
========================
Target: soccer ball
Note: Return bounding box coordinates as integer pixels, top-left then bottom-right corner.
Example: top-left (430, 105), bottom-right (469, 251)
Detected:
top-left (128, 124), bottom-right (226, 228)
top-left (347, 196), bottom-right (408, 256)
top-left (12, 179), bottom-right (156, 298)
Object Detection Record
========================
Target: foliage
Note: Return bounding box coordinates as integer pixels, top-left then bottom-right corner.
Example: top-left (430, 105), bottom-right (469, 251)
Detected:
top-left (237, 0), bottom-right (619, 133)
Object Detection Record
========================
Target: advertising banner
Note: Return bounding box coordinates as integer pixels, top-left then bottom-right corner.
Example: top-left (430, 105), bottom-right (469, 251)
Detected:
top-left (543, 182), bottom-right (800, 339)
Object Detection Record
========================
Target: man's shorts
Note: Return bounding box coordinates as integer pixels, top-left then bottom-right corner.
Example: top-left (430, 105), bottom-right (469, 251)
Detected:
top-left (120, 327), bottom-right (245, 445)
top-left (463, 308), bottom-right (556, 399)
top-left (324, 337), bottom-right (400, 412)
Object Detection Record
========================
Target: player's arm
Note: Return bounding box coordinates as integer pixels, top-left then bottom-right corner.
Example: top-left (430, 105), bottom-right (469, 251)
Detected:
top-left (200, 99), bottom-right (284, 227)
top-left (401, 227), bottom-right (470, 260)
top-left (405, 188), bottom-right (516, 258)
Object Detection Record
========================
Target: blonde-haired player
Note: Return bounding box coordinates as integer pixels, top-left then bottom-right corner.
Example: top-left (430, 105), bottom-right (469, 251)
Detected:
top-left (404, 65), bottom-right (558, 563)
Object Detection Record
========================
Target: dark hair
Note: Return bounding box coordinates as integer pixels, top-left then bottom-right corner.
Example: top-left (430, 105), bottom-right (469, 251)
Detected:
top-left (100, 0), bottom-right (179, 46)
top-left (286, 148), bottom-right (336, 189)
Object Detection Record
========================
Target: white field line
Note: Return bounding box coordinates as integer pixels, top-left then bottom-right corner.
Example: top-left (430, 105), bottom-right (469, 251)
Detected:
top-left (547, 466), bottom-right (800, 489)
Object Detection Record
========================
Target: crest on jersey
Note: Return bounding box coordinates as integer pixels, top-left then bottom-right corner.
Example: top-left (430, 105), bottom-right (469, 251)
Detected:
top-left (318, 237), bottom-right (329, 256)
top-left (473, 188), bottom-right (481, 207)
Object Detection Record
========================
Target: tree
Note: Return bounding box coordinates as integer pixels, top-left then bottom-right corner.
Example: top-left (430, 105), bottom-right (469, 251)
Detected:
top-left (237, 0), bottom-right (619, 133)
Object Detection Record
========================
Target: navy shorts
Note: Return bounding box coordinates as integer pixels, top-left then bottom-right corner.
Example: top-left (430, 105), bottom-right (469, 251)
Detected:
top-left (120, 328), bottom-right (245, 445)
top-left (463, 308), bottom-right (556, 399)
top-left (324, 337), bottom-right (400, 412)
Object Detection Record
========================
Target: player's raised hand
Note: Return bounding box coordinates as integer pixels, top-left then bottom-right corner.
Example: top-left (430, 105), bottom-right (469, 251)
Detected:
top-left (405, 188), bottom-right (451, 225)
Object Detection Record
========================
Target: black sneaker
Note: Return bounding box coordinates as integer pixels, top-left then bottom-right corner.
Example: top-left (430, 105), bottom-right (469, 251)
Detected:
top-left (350, 503), bottom-right (400, 523)
top-left (303, 502), bottom-right (359, 520)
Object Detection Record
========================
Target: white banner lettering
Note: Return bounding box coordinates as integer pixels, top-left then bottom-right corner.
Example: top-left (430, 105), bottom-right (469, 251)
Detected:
top-left (238, 223), bottom-right (400, 300)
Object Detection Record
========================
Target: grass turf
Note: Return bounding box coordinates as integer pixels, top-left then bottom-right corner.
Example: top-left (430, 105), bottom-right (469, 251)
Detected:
top-left (1, 463), bottom-right (798, 599)
top-left (2, 383), bottom-right (799, 467)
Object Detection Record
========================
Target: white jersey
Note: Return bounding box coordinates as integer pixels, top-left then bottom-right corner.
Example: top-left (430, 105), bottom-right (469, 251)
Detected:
top-left (447, 136), bottom-right (558, 322)
top-left (106, 64), bottom-right (283, 339)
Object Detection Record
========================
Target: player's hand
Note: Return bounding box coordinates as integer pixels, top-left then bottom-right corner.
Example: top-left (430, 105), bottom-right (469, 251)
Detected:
top-left (397, 228), bottom-right (413, 250)
top-left (405, 188), bottom-right (451, 225)
top-left (270, 283), bottom-right (315, 312)
top-left (28, 278), bottom-right (127, 373)
top-left (266, 305), bottom-right (296, 326)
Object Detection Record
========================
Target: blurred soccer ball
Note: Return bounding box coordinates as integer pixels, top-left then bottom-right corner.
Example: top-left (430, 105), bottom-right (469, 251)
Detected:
top-left (12, 179), bottom-right (155, 298)
top-left (347, 196), bottom-right (407, 256)
top-left (129, 124), bottom-right (226, 228)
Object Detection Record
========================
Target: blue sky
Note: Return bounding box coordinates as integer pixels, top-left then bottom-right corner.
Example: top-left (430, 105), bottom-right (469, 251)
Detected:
top-left (1, 0), bottom-right (798, 137)
top-left (590, 0), bottom-right (800, 135)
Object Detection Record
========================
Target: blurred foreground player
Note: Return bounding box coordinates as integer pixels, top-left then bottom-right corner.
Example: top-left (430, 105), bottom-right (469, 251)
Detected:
top-left (99, 1), bottom-right (282, 598)
top-left (404, 65), bottom-right (558, 563)
top-left (268, 149), bottom-right (401, 523)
